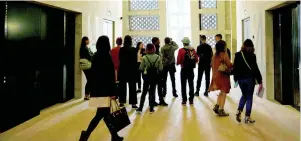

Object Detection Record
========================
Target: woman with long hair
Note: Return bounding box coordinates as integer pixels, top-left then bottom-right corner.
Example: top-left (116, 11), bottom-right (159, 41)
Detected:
top-left (80, 36), bottom-right (93, 100)
top-left (136, 42), bottom-right (145, 93)
top-left (209, 40), bottom-right (233, 116)
top-left (118, 35), bottom-right (138, 108)
top-left (233, 39), bottom-right (263, 124)
top-left (79, 36), bottom-right (123, 141)
top-left (136, 44), bottom-right (163, 114)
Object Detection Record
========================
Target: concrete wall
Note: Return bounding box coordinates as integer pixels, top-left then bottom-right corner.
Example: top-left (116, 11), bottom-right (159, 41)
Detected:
top-left (35, 0), bottom-right (123, 98)
top-left (236, 0), bottom-right (292, 100)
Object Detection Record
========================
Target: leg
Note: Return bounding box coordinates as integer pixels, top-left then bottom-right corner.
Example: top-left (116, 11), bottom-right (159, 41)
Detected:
top-left (245, 79), bottom-right (255, 117)
top-left (119, 80), bottom-right (127, 104)
top-left (138, 79), bottom-right (150, 110)
top-left (218, 91), bottom-right (229, 116)
top-left (86, 108), bottom-right (109, 135)
top-left (188, 70), bottom-right (195, 103)
top-left (148, 82), bottom-right (157, 111)
top-left (129, 81), bottom-right (137, 105)
top-left (238, 80), bottom-right (248, 111)
top-left (169, 65), bottom-right (177, 96)
top-left (204, 66), bottom-right (211, 93)
top-left (180, 69), bottom-right (187, 103)
top-left (83, 70), bottom-right (91, 99)
top-left (162, 66), bottom-right (169, 97)
top-left (195, 66), bottom-right (205, 94)
top-left (136, 62), bottom-right (142, 91)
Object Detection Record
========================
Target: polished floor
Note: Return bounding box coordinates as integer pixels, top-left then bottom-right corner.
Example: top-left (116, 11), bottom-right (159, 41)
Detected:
top-left (0, 72), bottom-right (300, 141)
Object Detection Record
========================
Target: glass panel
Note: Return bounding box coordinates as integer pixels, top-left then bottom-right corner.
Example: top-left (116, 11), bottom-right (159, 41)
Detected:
top-left (199, 0), bottom-right (217, 9)
top-left (200, 14), bottom-right (217, 30)
top-left (129, 15), bottom-right (160, 31)
top-left (129, 0), bottom-right (159, 11)
top-left (132, 36), bottom-right (153, 47)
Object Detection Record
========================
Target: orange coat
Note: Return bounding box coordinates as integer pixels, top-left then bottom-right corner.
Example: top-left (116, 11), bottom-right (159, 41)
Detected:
top-left (209, 52), bottom-right (233, 93)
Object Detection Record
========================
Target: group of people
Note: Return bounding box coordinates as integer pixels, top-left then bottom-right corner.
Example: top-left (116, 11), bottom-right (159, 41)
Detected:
top-left (79, 34), bottom-right (263, 141)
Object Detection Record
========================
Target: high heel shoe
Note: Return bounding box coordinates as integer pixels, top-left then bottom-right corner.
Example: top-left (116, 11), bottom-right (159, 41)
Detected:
top-left (245, 116), bottom-right (255, 124)
top-left (236, 110), bottom-right (242, 122)
top-left (213, 104), bottom-right (219, 114)
top-left (218, 109), bottom-right (229, 117)
top-left (112, 135), bottom-right (124, 141)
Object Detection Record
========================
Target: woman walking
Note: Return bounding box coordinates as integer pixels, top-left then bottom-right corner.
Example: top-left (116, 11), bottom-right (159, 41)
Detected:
top-left (233, 39), bottom-right (263, 124)
top-left (80, 36), bottom-right (93, 100)
top-left (136, 42), bottom-right (146, 93)
top-left (79, 36), bottom-right (123, 141)
top-left (136, 44), bottom-right (163, 113)
top-left (209, 40), bottom-right (233, 116)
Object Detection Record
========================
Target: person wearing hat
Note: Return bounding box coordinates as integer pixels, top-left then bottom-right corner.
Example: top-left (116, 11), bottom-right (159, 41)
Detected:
top-left (177, 37), bottom-right (198, 105)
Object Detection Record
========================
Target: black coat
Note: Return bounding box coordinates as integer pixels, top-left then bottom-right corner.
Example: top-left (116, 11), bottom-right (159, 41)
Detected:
top-left (80, 46), bottom-right (93, 61)
top-left (196, 43), bottom-right (213, 66)
top-left (90, 52), bottom-right (117, 97)
top-left (118, 46), bottom-right (137, 81)
top-left (233, 51), bottom-right (262, 84)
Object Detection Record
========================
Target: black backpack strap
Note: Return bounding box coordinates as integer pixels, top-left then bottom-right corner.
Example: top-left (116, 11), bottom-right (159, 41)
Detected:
top-left (146, 55), bottom-right (159, 68)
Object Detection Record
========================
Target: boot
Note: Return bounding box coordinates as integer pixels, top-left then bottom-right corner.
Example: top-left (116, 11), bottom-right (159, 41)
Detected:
top-left (159, 101), bottom-right (168, 106)
top-left (194, 91), bottom-right (199, 96)
top-left (213, 104), bottom-right (219, 114)
top-left (79, 130), bottom-right (89, 141)
top-left (150, 107), bottom-right (155, 113)
top-left (218, 109), bottom-right (229, 117)
top-left (204, 91), bottom-right (208, 97)
top-left (245, 116), bottom-right (255, 124)
top-left (112, 134), bottom-right (124, 141)
top-left (236, 110), bottom-right (242, 122)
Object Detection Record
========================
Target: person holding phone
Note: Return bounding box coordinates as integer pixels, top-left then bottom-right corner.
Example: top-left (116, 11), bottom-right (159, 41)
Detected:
top-left (233, 39), bottom-right (263, 124)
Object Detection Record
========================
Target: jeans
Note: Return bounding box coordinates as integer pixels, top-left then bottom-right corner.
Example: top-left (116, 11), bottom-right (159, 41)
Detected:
top-left (180, 68), bottom-right (194, 102)
top-left (139, 75), bottom-right (156, 109)
top-left (238, 78), bottom-right (255, 116)
top-left (196, 65), bottom-right (210, 92)
top-left (162, 64), bottom-right (177, 96)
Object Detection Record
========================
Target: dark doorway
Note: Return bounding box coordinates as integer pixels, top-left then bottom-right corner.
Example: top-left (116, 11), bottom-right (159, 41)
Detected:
top-left (0, 1), bottom-right (76, 132)
top-left (273, 3), bottom-right (300, 108)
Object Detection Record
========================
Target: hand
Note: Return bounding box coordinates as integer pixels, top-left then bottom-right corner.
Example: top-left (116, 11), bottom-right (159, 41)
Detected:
top-left (110, 96), bottom-right (116, 100)
top-left (258, 83), bottom-right (263, 92)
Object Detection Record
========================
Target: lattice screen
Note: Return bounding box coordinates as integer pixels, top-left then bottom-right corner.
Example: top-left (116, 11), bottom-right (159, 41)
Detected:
top-left (200, 35), bottom-right (216, 47)
top-left (200, 14), bottom-right (217, 30)
top-left (129, 0), bottom-right (159, 11)
top-left (132, 36), bottom-right (153, 47)
top-left (129, 15), bottom-right (160, 31)
top-left (199, 0), bottom-right (217, 9)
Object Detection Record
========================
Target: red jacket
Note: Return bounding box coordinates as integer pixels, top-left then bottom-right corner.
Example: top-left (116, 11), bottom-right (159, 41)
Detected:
top-left (177, 47), bottom-right (198, 68)
top-left (111, 46), bottom-right (121, 70)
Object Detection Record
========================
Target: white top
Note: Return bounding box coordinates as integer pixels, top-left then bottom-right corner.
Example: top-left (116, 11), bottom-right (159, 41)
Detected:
top-left (137, 50), bottom-right (142, 62)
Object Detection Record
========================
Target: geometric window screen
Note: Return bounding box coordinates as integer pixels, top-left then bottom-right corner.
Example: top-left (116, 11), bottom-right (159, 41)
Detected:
top-left (129, 0), bottom-right (159, 11)
top-left (200, 35), bottom-right (216, 47)
top-left (199, 0), bottom-right (217, 9)
top-left (129, 16), bottom-right (160, 31)
top-left (132, 36), bottom-right (153, 47)
top-left (200, 14), bottom-right (217, 30)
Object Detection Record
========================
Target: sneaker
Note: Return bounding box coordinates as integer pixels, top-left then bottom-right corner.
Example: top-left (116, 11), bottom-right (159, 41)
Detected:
top-left (182, 101), bottom-right (187, 105)
top-left (245, 116), bottom-right (255, 124)
top-left (204, 91), bottom-right (208, 97)
top-left (194, 91), bottom-right (199, 96)
top-left (159, 101), bottom-right (168, 106)
top-left (150, 108), bottom-right (155, 113)
top-left (236, 110), bottom-right (242, 122)
top-left (136, 108), bottom-right (142, 114)
top-left (213, 104), bottom-right (219, 114)
top-left (137, 89), bottom-right (142, 93)
top-left (218, 109), bottom-right (229, 117)
top-left (132, 105), bottom-right (138, 109)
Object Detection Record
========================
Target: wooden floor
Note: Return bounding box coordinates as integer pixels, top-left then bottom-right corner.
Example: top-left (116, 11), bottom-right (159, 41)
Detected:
top-left (0, 73), bottom-right (300, 141)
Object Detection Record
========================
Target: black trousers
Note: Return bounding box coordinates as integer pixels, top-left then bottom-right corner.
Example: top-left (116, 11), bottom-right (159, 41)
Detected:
top-left (162, 64), bottom-right (176, 96)
top-left (180, 68), bottom-right (194, 102)
top-left (196, 65), bottom-right (211, 92)
top-left (119, 80), bottom-right (137, 105)
top-left (83, 69), bottom-right (92, 94)
top-left (86, 108), bottom-right (117, 136)
top-left (156, 72), bottom-right (165, 103)
top-left (136, 62), bottom-right (142, 90)
top-left (139, 75), bottom-right (156, 109)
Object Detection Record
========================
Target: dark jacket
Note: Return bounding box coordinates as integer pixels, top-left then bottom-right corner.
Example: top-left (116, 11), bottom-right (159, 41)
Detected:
top-left (233, 51), bottom-right (262, 84)
top-left (227, 48), bottom-right (231, 60)
top-left (119, 46), bottom-right (137, 81)
top-left (196, 43), bottom-right (213, 66)
top-left (80, 46), bottom-right (93, 61)
top-left (90, 52), bottom-right (116, 97)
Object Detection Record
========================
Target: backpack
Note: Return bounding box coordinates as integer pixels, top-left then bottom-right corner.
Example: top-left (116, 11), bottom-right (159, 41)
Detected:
top-left (182, 48), bottom-right (196, 69)
top-left (145, 56), bottom-right (160, 81)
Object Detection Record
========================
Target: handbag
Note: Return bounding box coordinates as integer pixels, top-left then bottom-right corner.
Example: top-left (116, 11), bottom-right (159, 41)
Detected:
top-left (241, 51), bottom-right (258, 85)
top-left (104, 100), bottom-right (131, 132)
top-left (80, 59), bottom-right (92, 70)
top-left (89, 97), bottom-right (110, 108)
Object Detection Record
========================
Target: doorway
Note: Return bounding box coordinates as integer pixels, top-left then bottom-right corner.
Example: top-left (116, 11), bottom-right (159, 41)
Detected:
top-left (103, 19), bottom-right (114, 47)
top-left (242, 17), bottom-right (251, 41)
top-left (273, 3), bottom-right (300, 108)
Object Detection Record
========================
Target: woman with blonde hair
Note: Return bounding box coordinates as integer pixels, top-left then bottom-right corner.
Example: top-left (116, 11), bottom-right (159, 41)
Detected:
top-left (209, 40), bottom-right (233, 116)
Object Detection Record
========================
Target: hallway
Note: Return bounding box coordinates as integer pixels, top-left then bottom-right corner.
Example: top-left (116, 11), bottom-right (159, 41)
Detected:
top-left (0, 72), bottom-right (299, 141)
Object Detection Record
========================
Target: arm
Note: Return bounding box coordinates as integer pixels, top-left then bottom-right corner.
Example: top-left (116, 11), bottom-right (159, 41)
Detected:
top-left (171, 41), bottom-right (179, 51)
top-left (177, 49), bottom-right (184, 65)
top-left (252, 55), bottom-right (262, 84)
top-left (223, 53), bottom-right (233, 68)
top-left (233, 53), bottom-right (238, 82)
top-left (139, 57), bottom-right (146, 71)
top-left (193, 49), bottom-right (198, 63)
top-left (158, 56), bottom-right (163, 71)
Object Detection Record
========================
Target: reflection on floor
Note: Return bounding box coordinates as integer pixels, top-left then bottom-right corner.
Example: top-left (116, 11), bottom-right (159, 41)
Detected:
top-left (0, 73), bottom-right (300, 141)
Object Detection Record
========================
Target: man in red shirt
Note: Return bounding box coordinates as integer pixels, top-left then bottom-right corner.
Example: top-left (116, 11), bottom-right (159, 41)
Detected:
top-left (111, 37), bottom-right (122, 82)
top-left (177, 37), bottom-right (198, 105)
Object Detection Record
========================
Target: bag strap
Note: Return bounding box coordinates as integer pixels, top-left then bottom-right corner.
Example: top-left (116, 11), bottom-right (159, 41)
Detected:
top-left (110, 99), bottom-right (120, 113)
top-left (146, 55), bottom-right (159, 68)
top-left (241, 51), bottom-right (252, 70)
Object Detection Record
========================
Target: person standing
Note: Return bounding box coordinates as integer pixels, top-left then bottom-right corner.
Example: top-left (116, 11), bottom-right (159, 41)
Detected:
top-left (161, 37), bottom-right (179, 98)
top-left (152, 37), bottom-right (168, 106)
top-left (136, 44), bottom-right (164, 114)
top-left (177, 37), bottom-right (198, 105)
top-left (80, 36), bottom-right (93, 100)
top-left (111, 37), bottom-right (122, 82)
top-left (136, 42), bottom-right (146, 93)
top-left (195, 35), bottom-right (213, 97)
top-left (233, 39), bottom-right (263, 124)
top-left (209, 40), bottom-right (233, 116)
top-left (215, 34), bottom-right (231, 59)
top-left (79, 36), bottom-right (123, 141)
top-left (118, 35), bottom-right (138, 109)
